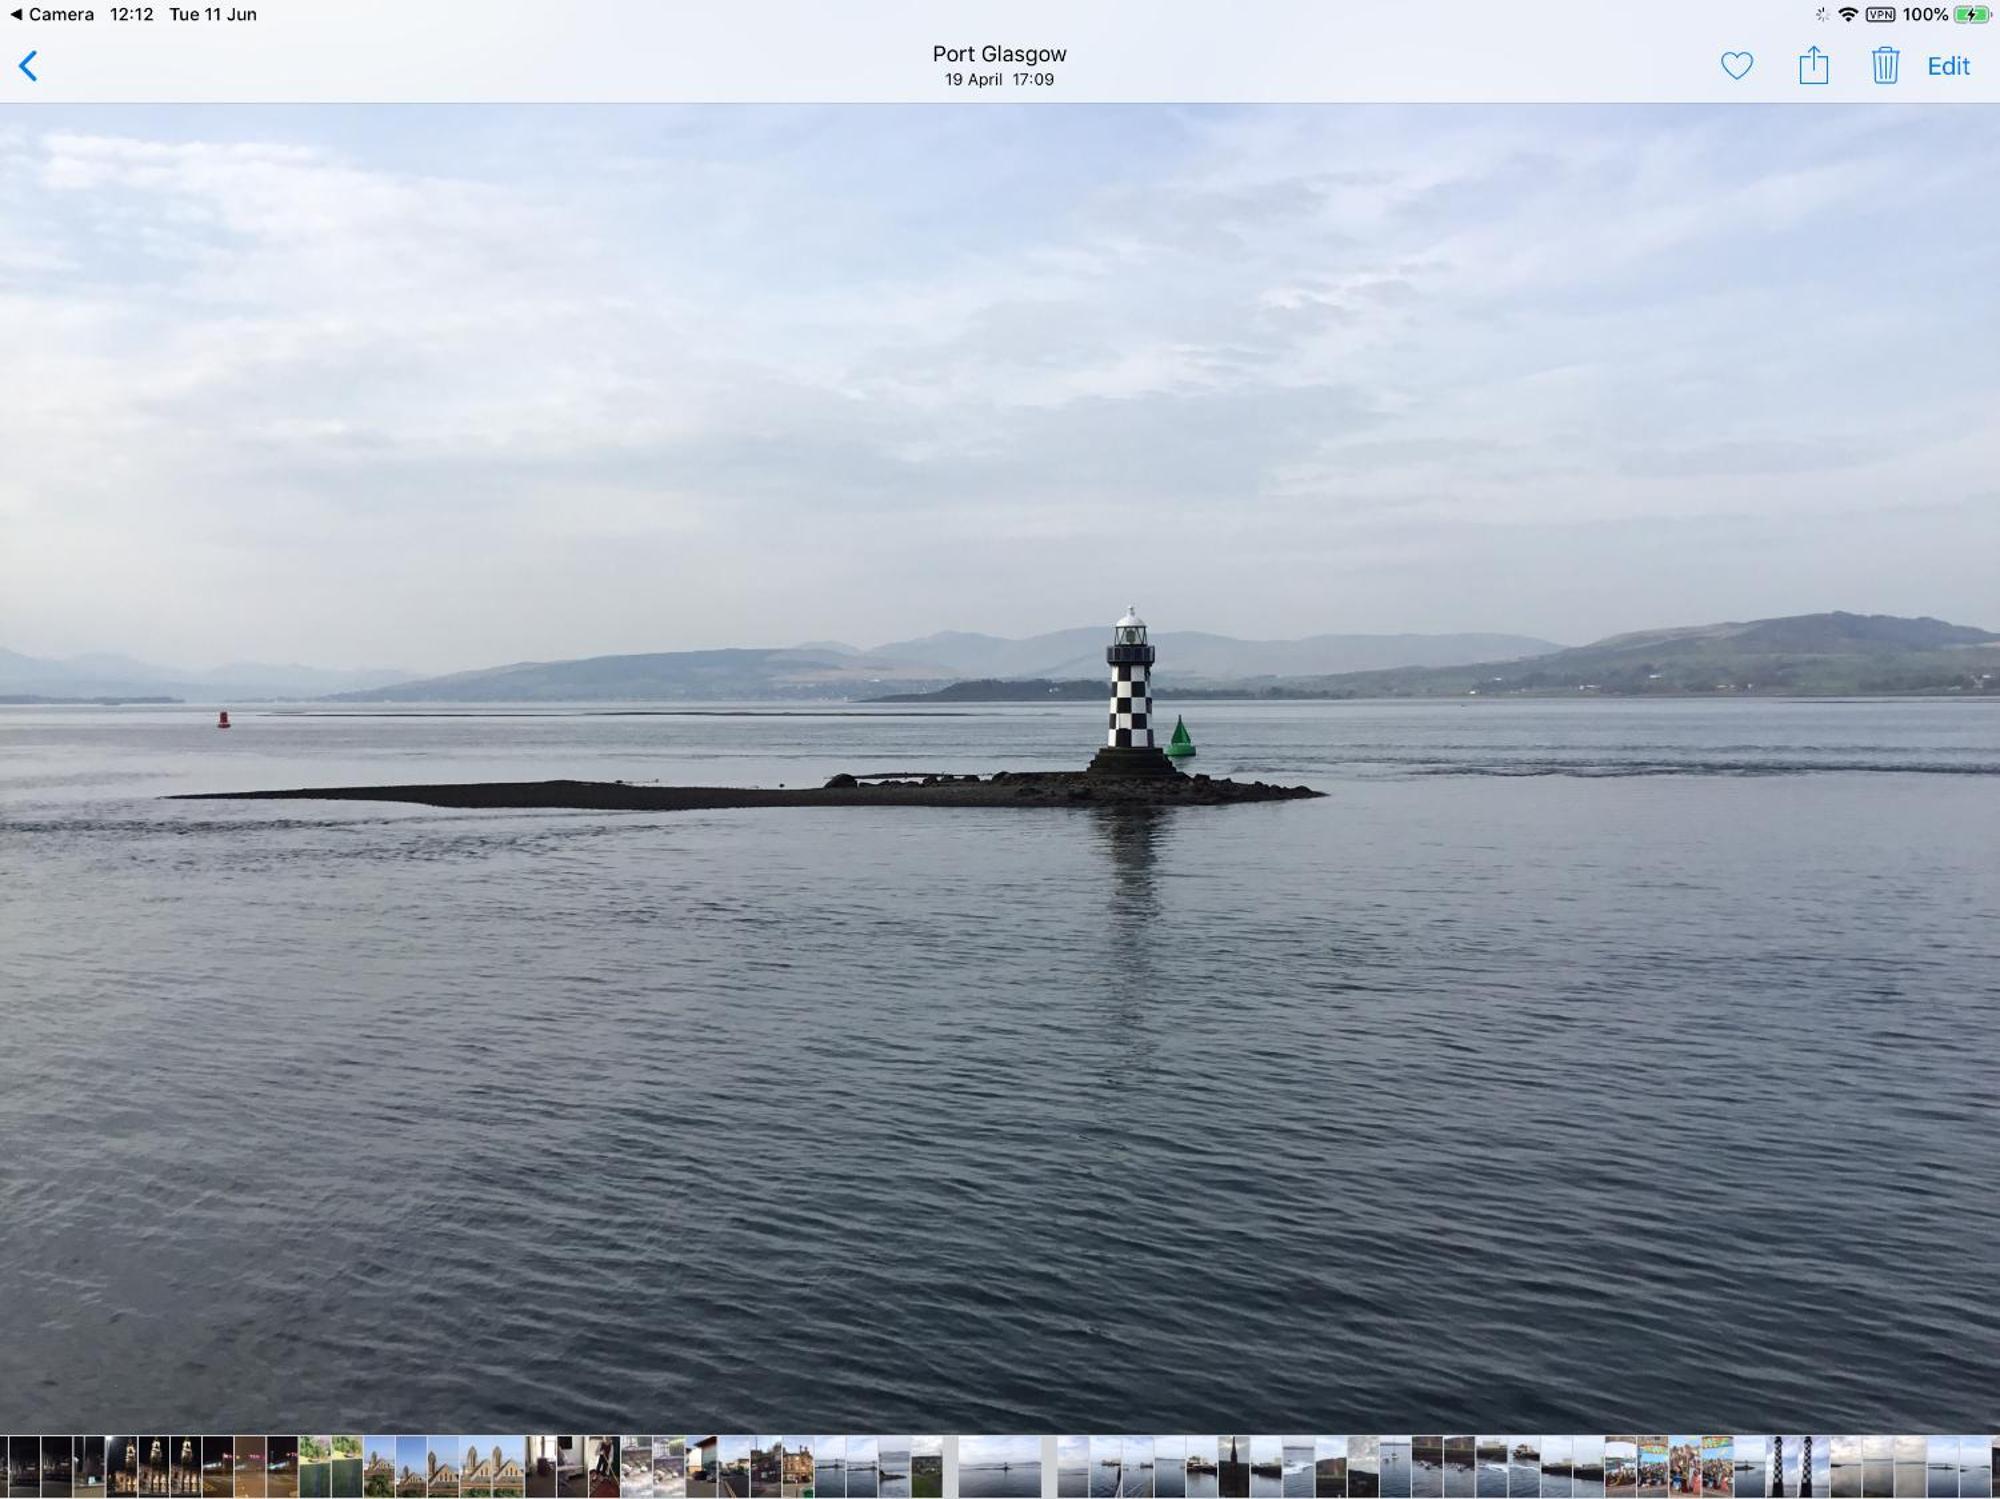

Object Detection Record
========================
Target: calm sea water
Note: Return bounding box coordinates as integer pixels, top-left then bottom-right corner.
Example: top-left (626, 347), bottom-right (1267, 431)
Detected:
top-left (1379, 1445), bottom-right (1411, 1498)
top-left (3, 699), bottom-right (1999, 1428)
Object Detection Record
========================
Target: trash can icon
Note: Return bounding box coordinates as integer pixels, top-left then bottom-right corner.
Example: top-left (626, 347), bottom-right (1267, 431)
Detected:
top-left (1873, 45), bottom-right (1902, 82)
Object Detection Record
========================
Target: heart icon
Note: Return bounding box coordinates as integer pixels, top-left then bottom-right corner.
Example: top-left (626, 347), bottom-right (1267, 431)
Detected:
top-left (1721, 50), bottom-right (1755, 78)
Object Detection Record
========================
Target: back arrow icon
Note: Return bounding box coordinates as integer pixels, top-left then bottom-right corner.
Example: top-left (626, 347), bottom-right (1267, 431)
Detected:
top-left (18, 48), bottom-right (35, 81)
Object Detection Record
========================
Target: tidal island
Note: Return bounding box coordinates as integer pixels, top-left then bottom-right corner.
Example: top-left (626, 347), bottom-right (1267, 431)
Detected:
top-left (173, 611), bottom-right (1323, 813)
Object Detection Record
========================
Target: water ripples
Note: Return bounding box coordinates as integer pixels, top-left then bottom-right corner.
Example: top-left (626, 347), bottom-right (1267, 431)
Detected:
top-left (1, 703), bottom-right (1997, 1428)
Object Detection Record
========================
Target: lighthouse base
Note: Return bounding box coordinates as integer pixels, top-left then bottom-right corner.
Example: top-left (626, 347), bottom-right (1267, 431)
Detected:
top-left (1086, 745), bottom-right (1181, 779)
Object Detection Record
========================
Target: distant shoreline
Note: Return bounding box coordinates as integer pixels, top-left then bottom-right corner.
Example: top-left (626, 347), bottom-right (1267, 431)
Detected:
top-left (870, 682), bottom-right (2000, 704)
top-left (9, 691), bottom-right (1999, 711)
top-left (0, 694), bottom-right (183, 706)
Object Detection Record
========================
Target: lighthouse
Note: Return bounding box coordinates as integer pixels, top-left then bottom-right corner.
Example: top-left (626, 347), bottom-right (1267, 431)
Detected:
top-left (1087, 606), bottom-right (1179, 777)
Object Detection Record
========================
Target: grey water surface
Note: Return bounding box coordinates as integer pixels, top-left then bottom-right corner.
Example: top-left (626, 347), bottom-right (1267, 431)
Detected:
top-left (2, 699), bottom-right (1998, 1428)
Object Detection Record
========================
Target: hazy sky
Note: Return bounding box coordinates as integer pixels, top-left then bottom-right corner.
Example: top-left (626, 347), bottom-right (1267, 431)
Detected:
top-left (2, 105), bottom-right (1996, 672)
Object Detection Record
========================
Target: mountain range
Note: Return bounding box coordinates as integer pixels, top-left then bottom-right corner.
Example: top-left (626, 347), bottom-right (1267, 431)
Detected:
top-left (1280, 611), bottom-right (2000, 698)
top-left (9, 613), bottom-right (1993, 704)
top-left (0, 649), bottom-right (416, 703)
top-left (865, 627), bottom-right (1562, 682)
top-left (313, 629), bottom-right (1563, 703)
top-left (878, 612), bottom-right (2000, 701)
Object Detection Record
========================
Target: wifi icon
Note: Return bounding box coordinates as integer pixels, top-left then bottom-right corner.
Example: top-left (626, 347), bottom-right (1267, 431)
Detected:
top-left (1839, 5), bottom-right (1860, 17)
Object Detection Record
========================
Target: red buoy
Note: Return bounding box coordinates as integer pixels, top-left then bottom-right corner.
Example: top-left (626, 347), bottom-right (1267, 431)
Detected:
top-left (218, 710), bottom-right (231, 729)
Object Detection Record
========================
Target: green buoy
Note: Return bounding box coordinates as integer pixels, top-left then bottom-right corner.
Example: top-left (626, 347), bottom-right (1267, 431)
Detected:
top-left (1165, 714), bottom-right (1196, 759)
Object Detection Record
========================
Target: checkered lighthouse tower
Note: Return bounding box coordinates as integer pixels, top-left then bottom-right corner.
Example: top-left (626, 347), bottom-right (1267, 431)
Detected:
top-left (1087, 607), bottom-right (1179, 777)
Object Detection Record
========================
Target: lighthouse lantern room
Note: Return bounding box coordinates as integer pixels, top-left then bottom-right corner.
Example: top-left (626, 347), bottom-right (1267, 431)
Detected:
top-left (1087, 606), bottom-right (1180, 778)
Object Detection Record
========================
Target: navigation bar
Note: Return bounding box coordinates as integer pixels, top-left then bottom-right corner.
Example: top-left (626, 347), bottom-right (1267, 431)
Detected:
top-left (1, 0), bottom-right (1993, 103)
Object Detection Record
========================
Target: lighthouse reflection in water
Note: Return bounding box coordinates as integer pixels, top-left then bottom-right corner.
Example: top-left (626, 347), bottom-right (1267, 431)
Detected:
top-left (2, 699), bottom-right (1997, 1424)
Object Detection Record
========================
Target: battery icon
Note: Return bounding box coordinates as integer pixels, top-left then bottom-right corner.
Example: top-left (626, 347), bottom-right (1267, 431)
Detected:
top-left (1955, 4), bottom-right (1990, 19)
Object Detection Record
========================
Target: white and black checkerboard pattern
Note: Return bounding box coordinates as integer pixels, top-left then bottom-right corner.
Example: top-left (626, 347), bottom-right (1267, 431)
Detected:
top-left (1107, 662), bottom-right (1153, 747)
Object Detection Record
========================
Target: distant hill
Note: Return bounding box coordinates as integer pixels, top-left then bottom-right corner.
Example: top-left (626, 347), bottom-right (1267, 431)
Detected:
top-left (1273, 613), bottom-right (2000, 698)
top-left (325, 647), bottom-right (953, 703)
top-left (332, 628), bottom-right (1562, 702)
top-left (873, 677), bottom-right (1341, 703)
top-left (870, 627), bottom-right (1563, 683)
top-left (0, 647), bottom-right (415, 702)
top-left (873, 678), bottom-right (1105, 703)
top-left (32, 615), bottom-right (1980, 706)
top-left (1582, 612), bottom-right (1996, 657)
top-left (876, 613), bottom-right (2000, 702)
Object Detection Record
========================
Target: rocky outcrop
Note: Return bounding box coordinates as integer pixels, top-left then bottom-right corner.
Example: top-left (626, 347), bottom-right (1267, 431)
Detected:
top-left (175, 770), bottom-right (1321, 812)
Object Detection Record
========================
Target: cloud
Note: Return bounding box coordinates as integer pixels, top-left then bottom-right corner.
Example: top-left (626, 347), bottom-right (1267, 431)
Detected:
top-left (1, 106), bottom-right (1996, 667)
